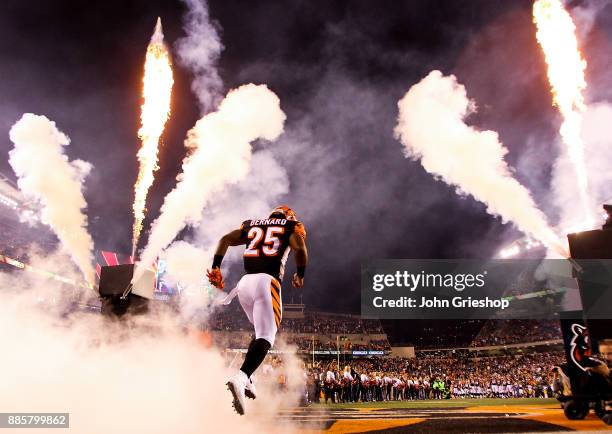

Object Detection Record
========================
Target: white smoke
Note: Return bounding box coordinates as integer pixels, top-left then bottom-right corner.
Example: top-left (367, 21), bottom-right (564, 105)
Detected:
top-left (394, 71), bottom-right (565, 254)
top-left (163, 240), bottom-right (220, 321)
top-left (0, 258), bottom-right (304, 434)
top-left (165, 241), bottom-right (210, 289)
top-left (196, 150), bottom-right (289, 253)
top-left (567, 0), bottom-right (612, 40)
top-left (582, 103), bottom-right (612, 205)
top-left (8, 114), bottom-right (95, 284)
top-left (169, 0), bottom-right (292, 287)
top-left (175, 0), bottom-right (224, 112)
top-left (159, 152), bottom-right (290, 323)
top-left (136, 84), bottom-right (286, 279)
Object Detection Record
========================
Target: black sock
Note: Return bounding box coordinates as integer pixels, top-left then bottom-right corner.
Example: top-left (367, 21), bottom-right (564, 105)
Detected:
top-left (240, 338), bottom-right (271, 378)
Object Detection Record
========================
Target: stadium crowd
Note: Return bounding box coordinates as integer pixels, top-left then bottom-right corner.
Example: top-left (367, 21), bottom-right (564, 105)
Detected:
top-left (284, 336), bottom-right (391, 352)
top-left (208, 307), bottom-right (568, 356)
top-left (471, 320), bottom-right (562, 347)
top-left (209, 308), bottom-right (384, 335)
top-left (209, 308), bottom-right (564, 354)
top-left (305, 352), bottom-right (564, 403)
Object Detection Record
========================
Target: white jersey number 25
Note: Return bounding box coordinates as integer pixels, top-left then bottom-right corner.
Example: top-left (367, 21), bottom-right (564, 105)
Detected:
top-left (244, 226), bottom-right (284, 257)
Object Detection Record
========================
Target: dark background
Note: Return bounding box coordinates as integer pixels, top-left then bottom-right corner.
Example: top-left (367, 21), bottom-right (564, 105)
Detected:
top-left (1, 0), bottom-right (610, 331)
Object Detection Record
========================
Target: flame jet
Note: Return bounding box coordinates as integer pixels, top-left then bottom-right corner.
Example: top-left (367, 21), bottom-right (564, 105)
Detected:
top-left (132, 17), bottom-right (174, 257)
top-left (533, 0), bottom-right (592, 226)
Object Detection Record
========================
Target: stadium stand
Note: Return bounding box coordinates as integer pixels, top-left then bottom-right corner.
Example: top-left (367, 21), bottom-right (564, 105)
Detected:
top-left (471, 319), bottom-right (562, 347)
top-left (0, 172), bottom-right (57, 261)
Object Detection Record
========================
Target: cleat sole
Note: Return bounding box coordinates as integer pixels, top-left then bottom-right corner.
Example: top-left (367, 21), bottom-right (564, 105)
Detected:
top-left (226, 381), bottom-right (245, 416)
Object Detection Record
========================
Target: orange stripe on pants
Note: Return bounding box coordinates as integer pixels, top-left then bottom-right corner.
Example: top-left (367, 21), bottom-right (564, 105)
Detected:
top-left (270, 284), bottom-right (281, 327)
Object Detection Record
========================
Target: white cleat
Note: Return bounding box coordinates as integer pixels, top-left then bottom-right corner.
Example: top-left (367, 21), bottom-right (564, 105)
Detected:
top-left (226, 371), bottom-right (248, 415)
top-left (245, 377), bottom-right (257, 400)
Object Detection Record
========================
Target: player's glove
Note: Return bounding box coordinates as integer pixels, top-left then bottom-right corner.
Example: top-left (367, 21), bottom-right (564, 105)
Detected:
top-left (292, 272), bottom-right (304, 288)
top-left (206, 268), bottom-right (225, 289)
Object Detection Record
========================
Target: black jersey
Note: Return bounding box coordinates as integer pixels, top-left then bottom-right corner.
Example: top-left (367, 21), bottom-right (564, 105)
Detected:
top-left (240, 217), bottom-right (305, 282)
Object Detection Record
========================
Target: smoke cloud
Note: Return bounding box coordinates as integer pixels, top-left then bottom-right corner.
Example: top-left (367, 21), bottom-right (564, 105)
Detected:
top-left (0, 255), bottom-right (304, 434)
top-left (163, 240), bottom-right (221, 321)
top-left (8, 114), bottom-right (95, 283)
top-left (395, 71), bottom-right (564, 254)
top-left (569, 0), bottom-right (612, 40)
top-left (176, 0), bottom-right (291, 243)
top-left (136, 84), bottom-right (286, 279)
top-left (162, 147), bottom-right (290, 320)
top-left (175, 0), bottom-right (224, 112)
top-left (193, 150), bottom-right (289, 259)
top-left (582, 102), bottom-right (612, 204)
top-left (145, 0), bottom-right (291, 305)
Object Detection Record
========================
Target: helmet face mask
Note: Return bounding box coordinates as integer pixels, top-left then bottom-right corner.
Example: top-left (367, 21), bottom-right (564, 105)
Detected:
top-left (270, 205), bottom-right (297, 221)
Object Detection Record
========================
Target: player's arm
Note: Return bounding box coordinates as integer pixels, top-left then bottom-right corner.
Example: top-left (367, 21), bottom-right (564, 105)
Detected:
top-left (289, 222), bottom-right (308, 288)
top-left (206, 228), bottom-right (244, 289)
top-left (213, 228), bottom-right (244, 260)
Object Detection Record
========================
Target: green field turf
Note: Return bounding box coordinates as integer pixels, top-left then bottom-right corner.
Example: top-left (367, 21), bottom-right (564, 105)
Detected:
top-left (311, 398), bottom-right (559, 409)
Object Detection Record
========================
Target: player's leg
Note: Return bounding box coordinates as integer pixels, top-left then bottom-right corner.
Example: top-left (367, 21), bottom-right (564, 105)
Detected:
top-left (236, 277), bottom-right (258, 383)
top-left (240, 274), bottom-right (280, 375)
top-left (228, 274), bottom-right (280, 413)
top-left (233, 285), bottom-right (261, 401)
top-left (226, 275), bottom-right (258, 415)
top-left (237, 281), bottom-right (255, 329)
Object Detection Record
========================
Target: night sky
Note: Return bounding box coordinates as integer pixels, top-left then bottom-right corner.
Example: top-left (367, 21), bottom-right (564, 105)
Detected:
top-left (1, 0), bottom-right (611, 317)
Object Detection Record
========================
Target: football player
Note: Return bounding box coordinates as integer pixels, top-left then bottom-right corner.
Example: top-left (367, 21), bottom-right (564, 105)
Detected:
top-left (207, 205), bottom-right (308, 415)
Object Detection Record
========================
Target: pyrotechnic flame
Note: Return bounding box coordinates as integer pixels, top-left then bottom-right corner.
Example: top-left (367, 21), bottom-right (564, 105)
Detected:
top-left (533, 0), bottom-right (593, 226)
top-left (132, 17), bottom-right (174, 256)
